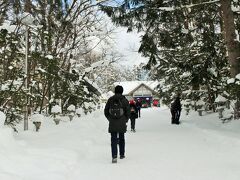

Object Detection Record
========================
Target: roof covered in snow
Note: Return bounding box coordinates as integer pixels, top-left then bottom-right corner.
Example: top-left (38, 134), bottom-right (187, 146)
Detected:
top-left (101, 91), bottom-right (114, 100)
top-left (113, 81), bottom-right (159, 95)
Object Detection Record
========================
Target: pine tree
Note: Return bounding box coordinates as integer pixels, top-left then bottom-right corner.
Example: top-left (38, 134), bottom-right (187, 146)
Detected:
top-left (99, 0), bottom-right (239, 113)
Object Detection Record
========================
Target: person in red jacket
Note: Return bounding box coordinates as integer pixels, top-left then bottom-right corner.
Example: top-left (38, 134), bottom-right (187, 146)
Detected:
top-left (129, 100), bottom-right (138, 132)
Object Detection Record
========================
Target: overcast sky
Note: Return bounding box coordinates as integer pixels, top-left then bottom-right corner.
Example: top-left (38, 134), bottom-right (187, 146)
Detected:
top-left (112, 27), bottom-right (148, 68)
top-left (90, 12), bottom-right (148, 68)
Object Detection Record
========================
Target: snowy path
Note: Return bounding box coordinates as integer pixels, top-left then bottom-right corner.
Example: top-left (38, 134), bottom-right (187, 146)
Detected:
top-left (3, 107), bottom-right (240, 180)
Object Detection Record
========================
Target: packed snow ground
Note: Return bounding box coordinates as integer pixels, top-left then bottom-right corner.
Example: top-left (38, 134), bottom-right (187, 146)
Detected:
top-left (1, 107), bottom-right (240, 180)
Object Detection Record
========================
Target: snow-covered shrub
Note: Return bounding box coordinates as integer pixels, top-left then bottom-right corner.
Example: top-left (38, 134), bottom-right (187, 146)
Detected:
top-left (97, 103), bottom-right (101, 109)
top-left (76, 108), bottom-right (84, 117)
top-left (0, 124), bottom-right (18, 149)
top-left (87, 102), bottom-right (95, 113)
top-left (226, 75), bottom-right (240, 119)
top-left (67, 105), bottom-right (75, 112)
top-left (220, 112), bottom-right (233, 123)
top-left (83, 102), bottom-right (90, 114)
top-left (4, 108), bottom-right (22, 132)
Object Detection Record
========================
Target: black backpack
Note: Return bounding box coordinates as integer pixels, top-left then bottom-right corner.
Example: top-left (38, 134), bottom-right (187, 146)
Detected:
top-left (130, 106), bottom-right (136, 113)
top-left (109, 98), bottom-right (124, 119)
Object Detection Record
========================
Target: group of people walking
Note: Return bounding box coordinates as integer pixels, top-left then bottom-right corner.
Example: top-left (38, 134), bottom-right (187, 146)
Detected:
top-left (129, 99), bottom-right (141, 132)
top-left (104, 85), bottom-right (181, 163)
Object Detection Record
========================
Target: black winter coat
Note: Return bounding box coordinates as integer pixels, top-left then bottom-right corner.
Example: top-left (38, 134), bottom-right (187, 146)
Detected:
top-left (129, 104), bottom-right (138, 119)
top-left (136, 101), bottom-right (142, 109)
top-left (104, 94), bottom-right (130, 133)
top-left (171, 97), bottom-right (182, 112)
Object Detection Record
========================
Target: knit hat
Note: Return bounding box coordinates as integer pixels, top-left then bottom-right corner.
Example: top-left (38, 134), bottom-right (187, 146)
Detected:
top-left (129, 100), bottom-right (135, 105)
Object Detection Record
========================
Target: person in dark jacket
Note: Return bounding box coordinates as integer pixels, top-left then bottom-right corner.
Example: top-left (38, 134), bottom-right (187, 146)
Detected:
top-left (129, 100), bottom-right (138, 132)
top-left (135, 99), bottom-right (142, 118)
top-left (104, 85), bottom-right (130, 163)
top-left (170, 96), bottom-right (182, 124)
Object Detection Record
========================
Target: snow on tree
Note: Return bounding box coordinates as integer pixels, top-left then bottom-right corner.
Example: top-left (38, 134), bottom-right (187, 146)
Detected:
top-left (99, 0), bottom-right (240, 117)
top-left (1, 1), bottom-right (134, 129)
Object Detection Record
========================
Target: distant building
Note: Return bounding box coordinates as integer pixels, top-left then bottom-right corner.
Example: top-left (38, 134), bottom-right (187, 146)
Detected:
top-left (114, 81), bottom-right (160, 107)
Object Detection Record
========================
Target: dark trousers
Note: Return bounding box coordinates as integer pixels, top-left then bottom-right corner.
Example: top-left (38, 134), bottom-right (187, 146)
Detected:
top-left (130, 118), bottom-right (136, 130)
top-left (137, 108), bottom-right (141, 117)
top-left (111, 132), bottom-right (125, 158)
top-left (171, 110), bottom-right (180, 124)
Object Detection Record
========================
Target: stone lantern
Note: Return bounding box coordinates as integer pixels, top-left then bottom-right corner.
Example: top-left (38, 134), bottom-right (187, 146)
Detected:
top-left (31, 113), bottom-right (44, 132)
top-left (183, 99), bottom-right (191, 115)
top-left (52, 105), bottom-right (61, 125)
top-left (67, 105), bottom-right (75, 121)
top-left (215, 95), bottom-right (227, 118)
top-left (196, 99), bottom-right (205, 116)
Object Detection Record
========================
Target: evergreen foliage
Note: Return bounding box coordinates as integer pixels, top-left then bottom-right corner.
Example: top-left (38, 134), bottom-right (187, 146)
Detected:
top-left (0, 0), bottom-right (121, 127)
top-left (100, 0), bottom-right (240, 114)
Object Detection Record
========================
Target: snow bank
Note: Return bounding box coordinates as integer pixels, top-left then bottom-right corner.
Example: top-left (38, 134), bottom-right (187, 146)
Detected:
top-left (0, 111), bottom-right (6, 127)
top-left (0, 127), bottom-right (17, 150)
top-left (76, 107), bottom-right (84, 115)
top-left (1, 107), bottom-right (240, 180)
top-left (0, 123), bottom-right (26, 180)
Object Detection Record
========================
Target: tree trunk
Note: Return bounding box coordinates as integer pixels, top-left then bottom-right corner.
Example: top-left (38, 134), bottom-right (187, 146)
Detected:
top-left (24, 0), bottom-right (32, 13)
top-left (220, 0), bottom-right (240, 77)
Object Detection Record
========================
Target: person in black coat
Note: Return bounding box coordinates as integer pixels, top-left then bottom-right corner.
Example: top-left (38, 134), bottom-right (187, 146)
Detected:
top-left (170, 96), bottom-right (182, 124)
top-left (129, 100), bottom-right (138, 132)
top-left (104, 85), bottom-right (130, 163)
top-left (135, 99), bottom-right (142, 118)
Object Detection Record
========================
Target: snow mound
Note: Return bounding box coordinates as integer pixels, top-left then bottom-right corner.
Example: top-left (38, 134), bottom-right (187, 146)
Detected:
top-left (0, 111), bottom-right (6, 127)
top-left (52, 105), bottom-right (61, 114)
top-left (31, 113), bottom-right (45, 122)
